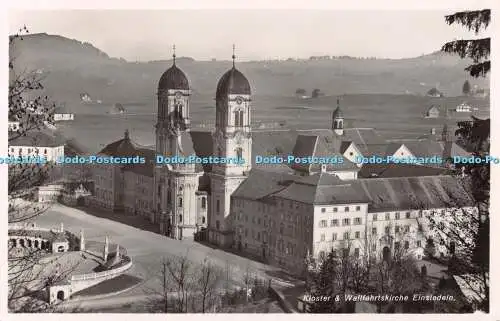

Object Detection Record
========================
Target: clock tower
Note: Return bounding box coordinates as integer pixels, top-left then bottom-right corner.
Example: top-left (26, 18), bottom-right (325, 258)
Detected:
top-left (209, 47), bottom-right (252, 247)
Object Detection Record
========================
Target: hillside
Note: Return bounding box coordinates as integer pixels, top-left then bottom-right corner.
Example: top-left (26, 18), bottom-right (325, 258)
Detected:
top-left (9, 33), bottom-right (490, 108)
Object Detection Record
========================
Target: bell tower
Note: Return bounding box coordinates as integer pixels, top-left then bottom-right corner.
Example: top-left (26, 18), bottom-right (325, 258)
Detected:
top-left (332, 97), bottom-right (344, 136)
top-left (209, 46), bottom-right (252, 247)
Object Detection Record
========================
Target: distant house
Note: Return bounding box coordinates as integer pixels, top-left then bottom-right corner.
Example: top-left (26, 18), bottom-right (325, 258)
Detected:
top-left (8, 121), bottom-right (20, 131)
top-left (426, 87), bottom-right (444, 97)
top-left (8, 130), bottom-right (65, 162)
top-left (53, 105), bottom-right (74, 121)
top-left (425, 105), bottom-right (440, 118)
top-left (455, 102), bottom-right (472, 113)
top-left (80, 92), bottom-right (92, 103)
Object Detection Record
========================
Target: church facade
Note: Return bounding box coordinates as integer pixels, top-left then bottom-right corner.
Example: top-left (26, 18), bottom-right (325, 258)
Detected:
top-left (90, 51), bottom-right (476, 275)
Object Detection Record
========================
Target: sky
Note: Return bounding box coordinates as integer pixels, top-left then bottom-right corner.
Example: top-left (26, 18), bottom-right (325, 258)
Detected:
top-left (8, 10), bottom-right (485, 61)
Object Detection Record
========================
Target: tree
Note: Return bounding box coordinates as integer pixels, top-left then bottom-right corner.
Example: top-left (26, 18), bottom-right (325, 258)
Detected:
top-left (311, 88), bottom-right (322, 98)
top-left (295, 88), bottom-right (306, 96)
top-left (8, 27), bottom-right (69, 313)
top-left (441, 10), bottom-right (490, 78)
top-left (462, 80), bottom-right (471, 96)
top-left (437, 10), bottom-right (490, 311)
top-left (308, 251), bottom-right (339, 313)
top-left (196, 258), bottom-right (222, 313)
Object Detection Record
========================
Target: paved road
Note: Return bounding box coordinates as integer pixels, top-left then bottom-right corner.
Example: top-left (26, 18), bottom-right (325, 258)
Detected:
top-left (35, 204), bottom-right (298, 295)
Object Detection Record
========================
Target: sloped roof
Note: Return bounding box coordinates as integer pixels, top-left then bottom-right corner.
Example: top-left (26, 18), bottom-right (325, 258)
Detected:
top-left (121, 148), bottom-right (156, 177)
top-left (401, 140), bottom-right (470, 159)
top-left (354, 175), bottom-right (474, 212)
top-left (99, 135), bottom-right (140, 157)
top-left (231, 169), bottom-right (296, 200)
top-left (427, 105), bottom-right (440, 113)
top-left (9, 130), bottom-right (64, 147)
top-left (273, 172), bottom-right (370, 205)
top-left (359, 163), bottom-right (450, 178)
top-left (290, 133), bottom-right (357, 173)
top-left (341, 128), bottom-right (388, 156)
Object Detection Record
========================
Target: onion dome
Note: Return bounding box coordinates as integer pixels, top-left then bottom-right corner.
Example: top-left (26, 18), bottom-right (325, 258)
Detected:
top-left (158, 45), bottom-right (189, 91)
top-left (216, 46), bottom-right (251, 101)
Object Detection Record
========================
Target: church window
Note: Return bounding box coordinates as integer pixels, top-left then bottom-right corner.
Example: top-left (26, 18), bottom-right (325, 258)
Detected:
top-left (201, 197), bottom-right (206, 209)
top-left (234, 111), bottom-right (239, 126)
top-left (178, 197), bottom-right (183, 207)
top-left (216, 200), bottom-right (220, 214)
top-left (202, 216), bottom-right (206, 224)
top-left (216, 220), bottom-right (220, 230)
top-left (179, 215), bottom-right (182, 223)
top-left (235, 147), bottom-right (243, 160)
top-left (239, 111), bottom-right (244, 127)
top-left (167, 190), bottom-right (171, 204)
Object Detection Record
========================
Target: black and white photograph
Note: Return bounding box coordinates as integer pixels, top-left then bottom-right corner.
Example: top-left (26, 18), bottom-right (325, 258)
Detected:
top-left (5, 3), bottom-right (493, 315)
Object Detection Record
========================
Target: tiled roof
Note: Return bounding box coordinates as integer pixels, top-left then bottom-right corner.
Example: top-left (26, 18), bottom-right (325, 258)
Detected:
top-left (401, 140), bottom-right (470, 159)
top-left (121, 148), bottom-right (156, 177)
top-left (99, 136), bottom-right (140, 157)
top-left (359, 163), bottom-right (450, 178)
top-left (8, 229), bottom-right (68, 243)
top-left (9, 130), bottom-right (64, 147)
top-left (273, 172), bottom-right (370, 205)
top-left (231, 169), bottom-right (296, 200)
top-left (290, 133), bottom-right (357, 173)
top-left (63, 181), bottom-right (95, 194)
top-left (354, 176), bottom-right (474, 212)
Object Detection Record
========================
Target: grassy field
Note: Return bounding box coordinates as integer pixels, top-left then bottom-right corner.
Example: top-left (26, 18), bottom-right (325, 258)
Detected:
top-left (55, 93), bottom-right (490, 153)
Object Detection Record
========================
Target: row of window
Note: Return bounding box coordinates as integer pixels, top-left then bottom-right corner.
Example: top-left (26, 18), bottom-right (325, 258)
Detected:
top-left (10, 147), bottom-right (49, 154)
top-left (320, 230), bottom-right (362, 241)
top-left (320, 205), bottom-right (361, 213)
top-left (319, 217), bottom-right (362, 227)
top-left (373, 211), bottom-right (415, 221)
top-left (318, 240), bottom-right (423, 260)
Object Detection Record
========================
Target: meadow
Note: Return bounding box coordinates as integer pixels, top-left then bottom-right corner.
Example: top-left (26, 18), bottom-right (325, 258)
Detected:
top-left (56, 93), bottom-right (490, 154)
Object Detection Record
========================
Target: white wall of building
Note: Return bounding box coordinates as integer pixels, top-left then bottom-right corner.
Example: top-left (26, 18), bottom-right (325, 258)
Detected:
top-left (8, 145), bottom-right (64, 162)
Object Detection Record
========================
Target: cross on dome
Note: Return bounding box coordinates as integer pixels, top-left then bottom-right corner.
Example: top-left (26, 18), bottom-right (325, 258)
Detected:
top-left (232, 44), bottom-right (236, 68)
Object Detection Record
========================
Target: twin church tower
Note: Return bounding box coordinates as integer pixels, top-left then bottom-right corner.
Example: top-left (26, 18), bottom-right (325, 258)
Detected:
top-left (154, 47), bottom-right (252, 244)
top-left (153, 47), bottom-right (345, 244)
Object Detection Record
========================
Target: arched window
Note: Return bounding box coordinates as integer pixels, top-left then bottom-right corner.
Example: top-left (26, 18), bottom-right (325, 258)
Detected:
top-left (179, 215), bottom-right (182, 223)
top-left (218, 148), bottom-right (222, 157)
top-left (234, 111), bottom-right (239, 126)
top-left (202, 216), bottom-right (206, 224)
top-left (201, 197), bottom-right (206, 209)
top-left (178, 197), bottom-right (183, 207)
top-left (235, 147), bottom-right (243, 160)
top-left (216, 220), bottom-right (220, 230)
top-left (239, 111), bottom-right (244, 127)
top-left (167, 190), bottom-right (171, 204)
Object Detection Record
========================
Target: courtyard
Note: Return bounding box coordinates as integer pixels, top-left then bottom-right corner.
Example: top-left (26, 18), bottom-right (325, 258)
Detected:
top-left (33, 204), bottom-right (299, 300)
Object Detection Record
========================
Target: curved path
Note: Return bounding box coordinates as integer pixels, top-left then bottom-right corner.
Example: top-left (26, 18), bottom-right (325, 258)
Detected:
top-left (35, 204), bottom-right (298, 297)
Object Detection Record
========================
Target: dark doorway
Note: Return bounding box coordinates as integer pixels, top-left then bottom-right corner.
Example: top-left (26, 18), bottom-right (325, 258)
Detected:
top-left (58, 246), bottom-right (65, 252)
top-left (383, 246), bottom-right (391, 261)
top-left (57, 291), bottom-right (65, 301)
